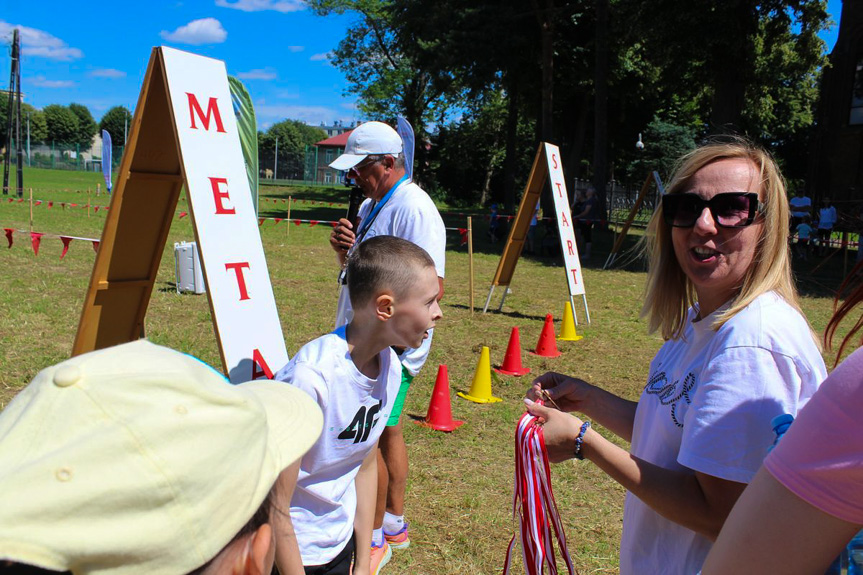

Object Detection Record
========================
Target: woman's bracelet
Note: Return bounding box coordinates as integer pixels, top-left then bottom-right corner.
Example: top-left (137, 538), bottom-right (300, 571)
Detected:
top-left (574, 421), bottom-right (591, 460)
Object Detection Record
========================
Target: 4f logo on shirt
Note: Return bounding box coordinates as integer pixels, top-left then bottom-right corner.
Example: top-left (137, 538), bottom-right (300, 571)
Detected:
top-left (338, 401), bottom-right (382, 444)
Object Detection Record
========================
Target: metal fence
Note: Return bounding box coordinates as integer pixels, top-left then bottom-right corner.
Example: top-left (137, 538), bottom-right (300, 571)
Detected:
top-left (5, 142), bottom-right (126, 172)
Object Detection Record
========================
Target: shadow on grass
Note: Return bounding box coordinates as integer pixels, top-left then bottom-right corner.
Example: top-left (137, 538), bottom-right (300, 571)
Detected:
top-left (446, 303), bottom-right (548, 322)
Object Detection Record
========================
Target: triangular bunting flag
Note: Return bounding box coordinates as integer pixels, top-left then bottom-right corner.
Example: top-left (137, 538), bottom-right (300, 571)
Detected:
top-left (30, 232), bottom-right (44, 256)
top-left (4, 228), bottom-right (13, 248)
top-left (179, 212), bottom-right (188, 219)
top-left (60, 236), bottom-right (73, 260)
top-left (92, 240), bottom-right (100, 253)
top-left (310, 220), bottom-right (318, 227)
top-left (48, 201), bottom-right (53, 208)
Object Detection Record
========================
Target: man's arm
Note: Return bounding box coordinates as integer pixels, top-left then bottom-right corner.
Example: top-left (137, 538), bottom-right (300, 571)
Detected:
top-left (272, 461), bottom-right (305, 575)
top-left (353, 442), bottom-right (378, 575)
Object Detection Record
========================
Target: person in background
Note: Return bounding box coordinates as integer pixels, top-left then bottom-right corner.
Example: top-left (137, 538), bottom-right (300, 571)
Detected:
top-left (795, 214), bottom-right (813, 260)
top-left (526, 204), bottom-right (540, 254)
top-left (789, 188), bottom-right (812, 230)
top-left (0, 340), bottom-right (322, 575)
top-left (816, 197), bottom-right (838, 256)
top-left (328, 121), bottom-right (446, 570)
top-left (488, 203), bottom-right (501, 242)
top-left (573, 186), bottom-right (597, 260)
top-left (526, 139), bottom-right (826, 574)
top-left (701, 261), bottom-right (863, 574)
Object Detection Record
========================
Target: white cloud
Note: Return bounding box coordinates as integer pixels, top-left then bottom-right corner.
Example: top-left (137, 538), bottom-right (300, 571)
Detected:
top-left (0, 21), bottom-right (83, 61)
top-left (236, 67), bottom-right (277, 80)
top-left (89, 68), bottom-right (126, 79)
top-left (288, 45), bottom-right (304, 52)
top-left (275, 89), bottom-right (300, 99)
top-left (310, 52), bottom-right (330, 62)
top-left (161, 18), bottom-right (227, 45)
top-left (31, 76), bottom-right (74, 88)
top-left (340, 102), bottom-right (358, 110)
top-left (215, 0), bottom-right (306, 13)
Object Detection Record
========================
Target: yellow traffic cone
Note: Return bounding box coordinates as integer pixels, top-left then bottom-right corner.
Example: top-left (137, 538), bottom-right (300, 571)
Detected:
top-left (558, 301), bottom-right (583, 341)
top-left (457, 346), bottom-right (502, 403)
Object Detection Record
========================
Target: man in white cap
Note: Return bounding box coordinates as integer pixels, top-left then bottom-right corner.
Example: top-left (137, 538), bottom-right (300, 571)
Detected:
top-left (329, 120), bottom-right (445, 571)
top-left (0, 340), bottom-right (323, 575)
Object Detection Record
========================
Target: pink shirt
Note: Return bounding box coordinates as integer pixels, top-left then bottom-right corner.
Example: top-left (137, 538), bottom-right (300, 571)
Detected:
top-left (764, 346), bottom-right (863, 524)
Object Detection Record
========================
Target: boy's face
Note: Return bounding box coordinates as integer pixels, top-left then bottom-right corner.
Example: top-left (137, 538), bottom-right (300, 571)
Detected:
top-left (389, 265), bottom-right (442, 349)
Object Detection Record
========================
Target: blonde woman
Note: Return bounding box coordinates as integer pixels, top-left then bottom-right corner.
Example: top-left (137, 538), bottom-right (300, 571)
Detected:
top-left (526, 140), bottom-right (827, 574)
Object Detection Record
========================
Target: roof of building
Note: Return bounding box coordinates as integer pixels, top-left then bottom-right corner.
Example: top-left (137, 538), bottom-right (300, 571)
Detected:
top-left (315, 129), bottom-right (353, 147)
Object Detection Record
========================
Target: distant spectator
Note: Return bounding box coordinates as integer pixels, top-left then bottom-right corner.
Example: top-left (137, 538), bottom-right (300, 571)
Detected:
top-left (0, 340), bottom-right (323, 575)
top-left (795, 215), bottom-right (813, 260)
top-left (526, 204), bottom-right (541, 254)
top-left (789, 189), bottom-right (812, 229)
top-left (817, 197), bottom-right (838, 256)
top-left (488, 203), bottom-right (501, 243)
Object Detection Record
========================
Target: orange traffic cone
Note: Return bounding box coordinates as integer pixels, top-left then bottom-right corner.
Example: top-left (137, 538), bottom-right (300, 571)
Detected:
top-left (495, 327), bottom-right (531, 376)
top-left (530, 314), bottom-right (562, 357)
top-left (417, 365), bottom-right (464, 432)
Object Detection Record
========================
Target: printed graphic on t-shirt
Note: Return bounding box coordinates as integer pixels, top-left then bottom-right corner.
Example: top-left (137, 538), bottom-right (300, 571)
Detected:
top-left (337, 400), bottom-right (382, 444)
top-left (644, 371), bottom-right (696, 427)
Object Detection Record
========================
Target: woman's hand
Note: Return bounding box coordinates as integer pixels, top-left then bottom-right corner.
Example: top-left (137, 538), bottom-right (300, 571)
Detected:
top-left (528, 372), bottom-right (594, 413)
top-left (524, 399), bottom-right (583, 463)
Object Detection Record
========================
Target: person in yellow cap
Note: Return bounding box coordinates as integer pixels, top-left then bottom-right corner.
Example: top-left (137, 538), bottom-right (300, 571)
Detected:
top-left (0, 339), bottom-right (323, 575)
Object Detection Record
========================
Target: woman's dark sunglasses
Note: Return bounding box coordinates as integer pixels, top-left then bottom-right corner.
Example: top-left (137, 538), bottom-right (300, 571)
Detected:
top-left (662, 192), bottom-right (763, 228)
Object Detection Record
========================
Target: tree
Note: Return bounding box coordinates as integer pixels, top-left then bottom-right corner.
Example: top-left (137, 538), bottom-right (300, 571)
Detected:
top-left (99, 106), bottom-right (133, 147)
top-left (258, 120), bottom-right (325, 180)
top-left (42, 104), bottom-right (79, 146)
top-left (0, 102), bottom-right (46, 147)
top-left (68, 103), bottom-right (97, 149)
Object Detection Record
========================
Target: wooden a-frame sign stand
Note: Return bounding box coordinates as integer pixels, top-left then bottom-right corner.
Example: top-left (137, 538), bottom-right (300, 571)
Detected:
top-left (483, 142), bottom-right (590, 324)
top-left (72, 47), bottom-right (288, 383)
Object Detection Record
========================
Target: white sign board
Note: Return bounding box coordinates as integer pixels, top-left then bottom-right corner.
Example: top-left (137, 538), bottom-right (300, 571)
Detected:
top-left (544, 142), bottom-right (586, 297)
top-left (162, 46), bottom-right (288, 382)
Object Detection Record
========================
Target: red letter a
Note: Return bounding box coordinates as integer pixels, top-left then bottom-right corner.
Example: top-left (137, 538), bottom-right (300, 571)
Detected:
top-left (251, 349), bottom-right (274, 379)
top-left (187, 93), bottom-right (226, 133)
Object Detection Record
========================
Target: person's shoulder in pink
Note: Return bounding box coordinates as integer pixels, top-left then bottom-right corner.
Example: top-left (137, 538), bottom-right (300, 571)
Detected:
top-left (764, 346), bottom-right (863, 524)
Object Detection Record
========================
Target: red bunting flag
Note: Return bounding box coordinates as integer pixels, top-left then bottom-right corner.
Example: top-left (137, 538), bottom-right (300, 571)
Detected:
top-left (310, 220), bottom-right (319, 227)
top-left (294, 220), bottom-right (301, 226)
top-left (92, 241), bottom-right (100, 253)
top-left (274, 218), bottom-right (282, 224)
top-left (178, 212), bottom-right (188, 219)
top-left (35, 200), bottom-right (42, 206)
top-left (281, 199), bottom-right (286, 203)
top-left (70, 203), bottom-right (78, 207)
top-left (258, 218), bottom-right (265, 226)
top-left (48, 201), bottom-right (53, 208)
top-left (6, 198), bottom-right (11, 203)
top-left (60, 202), bottom-right (66, 209)
top-left (60, 236), bottom-right (73, 260)
top-left (458, 228), bottom-right (468, 246)
top-left (330, 221), bottom-right (338, 228)
top-left (94, 206), bottom-right (100, 213)
top-left (17, 198), bottom-right (23, 203)
top-left (4, 228), bottom-right (13, 248)
top-left (30, 232), bottom-right (44, 256)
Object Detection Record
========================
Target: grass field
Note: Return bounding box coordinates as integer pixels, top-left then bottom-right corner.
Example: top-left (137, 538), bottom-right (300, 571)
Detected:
top-left (1, 166), bottom-right (859, 574)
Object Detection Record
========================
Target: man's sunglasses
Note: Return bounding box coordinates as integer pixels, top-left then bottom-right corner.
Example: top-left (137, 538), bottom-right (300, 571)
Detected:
top-left (349, 157), bottom-right (382, 174)
top-left (662, 192), bottom-right (763, 228)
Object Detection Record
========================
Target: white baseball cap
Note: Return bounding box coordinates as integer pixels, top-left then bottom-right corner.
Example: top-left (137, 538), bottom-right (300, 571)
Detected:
top-left (329, 121), bottom-right (403, 171)
top-left (0, 339), bottom-right (323, 575)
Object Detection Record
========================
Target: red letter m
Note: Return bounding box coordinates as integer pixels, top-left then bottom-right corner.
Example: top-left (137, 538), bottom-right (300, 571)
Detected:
top-left (187, 93), bottom-right (226, 133)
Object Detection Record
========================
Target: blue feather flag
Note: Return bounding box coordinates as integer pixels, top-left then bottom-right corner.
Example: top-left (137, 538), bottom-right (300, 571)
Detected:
top-left (101, 130), bottom-right (113, 193)
top-left (396, 116), bottom-right (415, 181)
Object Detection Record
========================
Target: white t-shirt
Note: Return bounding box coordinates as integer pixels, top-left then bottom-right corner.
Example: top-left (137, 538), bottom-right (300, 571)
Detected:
top-left (274, 326), bottom-right (402, 565)
top-left (336, 179), bottom-right (446, 375)
top-left (620, 291), bottom-right (826, 575)
top-left (789, 196), bottom-right (811, 218)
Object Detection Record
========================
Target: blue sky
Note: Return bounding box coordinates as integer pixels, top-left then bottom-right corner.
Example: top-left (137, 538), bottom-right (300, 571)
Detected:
top-left (0, 0), bottom-right (845, 131)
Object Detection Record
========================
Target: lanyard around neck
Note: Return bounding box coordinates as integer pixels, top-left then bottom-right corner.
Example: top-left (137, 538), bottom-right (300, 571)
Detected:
top-left (355, 174), bottom-right (409, 242)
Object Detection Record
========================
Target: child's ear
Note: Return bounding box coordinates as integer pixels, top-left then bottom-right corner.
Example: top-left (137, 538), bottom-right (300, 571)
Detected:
top-left (232, 524), bottom-right (274, 575)
top-left (376, 293), bottom-right (395, 320)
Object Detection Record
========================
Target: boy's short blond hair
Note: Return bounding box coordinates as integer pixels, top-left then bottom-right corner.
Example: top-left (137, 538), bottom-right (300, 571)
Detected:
top-left (347, 235), bottom-right (435, 308)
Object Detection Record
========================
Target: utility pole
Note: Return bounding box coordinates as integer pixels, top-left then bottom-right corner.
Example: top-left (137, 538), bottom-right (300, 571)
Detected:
top-left (26, 110), bottom-right (30, 166)
top-left (2, 29), bottom-right (21, 196)
top-left (14, 29), bottom-right (23, 198)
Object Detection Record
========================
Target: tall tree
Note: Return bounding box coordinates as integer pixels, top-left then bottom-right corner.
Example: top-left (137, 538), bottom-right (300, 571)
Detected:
top-left (42, 105), bottom-right (79, 145)
top-left (99, 106), bottom-right (133, 147)
top-left (258, 120), bottom-right (325, 180)
top-left (68, 103), bottom-right (97, 149)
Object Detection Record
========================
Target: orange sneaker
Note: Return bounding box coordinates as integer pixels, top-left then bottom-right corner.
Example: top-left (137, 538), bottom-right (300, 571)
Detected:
top-left (370, 540), bottom-right (391, 574)
top-left (384, 522), bottom-right (410, 549)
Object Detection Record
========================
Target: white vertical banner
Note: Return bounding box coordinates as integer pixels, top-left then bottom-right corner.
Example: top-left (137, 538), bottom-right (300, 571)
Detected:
top-left (544, 142), bottom-right (586, 297)
top-left (161, 46), bottom-right (288, 383)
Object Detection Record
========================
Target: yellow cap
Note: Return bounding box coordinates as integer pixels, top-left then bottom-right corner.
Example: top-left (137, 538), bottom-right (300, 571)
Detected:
top-left (0, 339), bottom-right (322, 575)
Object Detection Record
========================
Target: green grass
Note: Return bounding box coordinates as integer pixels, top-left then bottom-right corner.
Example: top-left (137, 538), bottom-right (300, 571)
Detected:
top-left (1, 166), bottom-right (859, 574)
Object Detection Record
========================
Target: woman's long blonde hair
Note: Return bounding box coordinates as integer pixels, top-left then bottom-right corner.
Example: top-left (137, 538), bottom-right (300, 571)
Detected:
top-left (641, 139), bottom-right (808, 341)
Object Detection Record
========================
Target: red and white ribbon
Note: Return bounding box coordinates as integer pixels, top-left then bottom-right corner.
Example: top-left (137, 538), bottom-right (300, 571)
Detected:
top-left (503, 405), bottom-right (577, 575)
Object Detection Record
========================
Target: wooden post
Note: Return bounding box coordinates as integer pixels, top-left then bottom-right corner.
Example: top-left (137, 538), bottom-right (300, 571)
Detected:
top-left (467, 216), bottom-right (474, 315)
top-left (287, 195), bottom-right (292, 238)
top-left (28, 187), bottom-right (33, 233)
top-left (97, 183), bottom-right (101, 197)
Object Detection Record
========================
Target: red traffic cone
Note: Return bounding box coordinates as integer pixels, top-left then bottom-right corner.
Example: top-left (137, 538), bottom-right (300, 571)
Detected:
top-left (417, 365), bottom-right (464, 432)
top-left (495, 327), bottom-right (531, 376)
top-left (530, 314), bottom-right (562, 358)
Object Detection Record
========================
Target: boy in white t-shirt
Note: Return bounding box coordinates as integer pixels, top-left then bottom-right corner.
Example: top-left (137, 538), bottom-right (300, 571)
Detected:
top-left (272, 235), bottom-right (443, 575)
